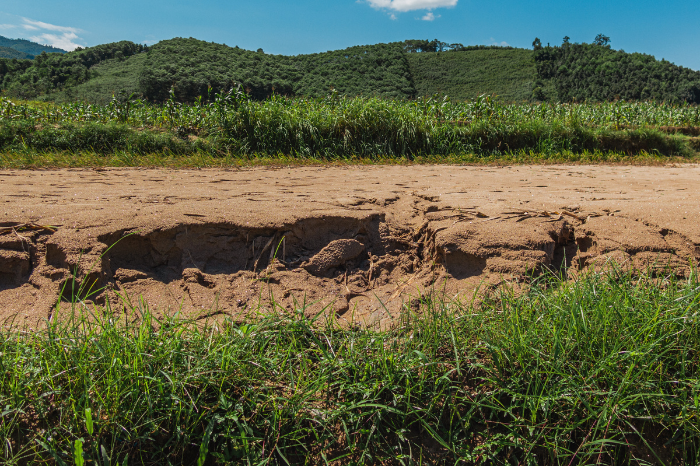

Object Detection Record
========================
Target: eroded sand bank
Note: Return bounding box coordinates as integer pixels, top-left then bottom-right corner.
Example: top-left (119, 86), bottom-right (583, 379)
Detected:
top-left (1, 164), bottom-right (698, 327)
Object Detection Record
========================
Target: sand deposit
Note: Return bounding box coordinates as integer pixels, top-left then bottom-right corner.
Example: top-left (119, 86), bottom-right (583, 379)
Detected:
top-left (1, 164), bottom-right (698, 327)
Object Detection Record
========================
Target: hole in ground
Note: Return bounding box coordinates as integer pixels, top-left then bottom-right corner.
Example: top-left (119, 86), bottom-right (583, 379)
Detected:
top-left (552, 242), bottom-right (580, 273)
top-left (0, 250), bottom-right (31, 291)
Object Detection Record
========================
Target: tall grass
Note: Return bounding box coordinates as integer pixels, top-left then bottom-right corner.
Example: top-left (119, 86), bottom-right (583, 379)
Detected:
top-left (1, 94), bottom-right (698, 159)
top-left (1, 268), bottom-right (698, 465)
top-left (4, 93), bottom-right (700, 129)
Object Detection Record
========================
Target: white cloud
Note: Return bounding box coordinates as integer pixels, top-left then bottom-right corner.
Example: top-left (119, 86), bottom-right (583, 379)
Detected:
top-left (22, 18), bottom-right (79, 34)
top-left (367, 0), bottom-right (457, 12)
top-left (390, 13), bottom-right (398, 20)
top-left (29, 32), bottom-right (82, 51)
top-left (489, 38), bottom-right (510, 47)
top-left (0, 17), bottom-right (85, 50)
top-left (421, 12), bottom-right (441, 20)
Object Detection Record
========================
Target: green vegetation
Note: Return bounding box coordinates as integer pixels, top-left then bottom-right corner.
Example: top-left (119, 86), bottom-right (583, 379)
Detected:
top-left (49, 54), bottom-right (149, 105)
top-left (407, 48), bottom-right (544, 102)
top-left (292, 42), bottom-right (413, 100)
top-left (0, 35), bottom-right (66, 59)
top-left (0, 47), bottom-right (30, 60)
top-left (534, 41), bottom-right (700, 104)
top-left (1, 95), bottom-right (698, 161)
top-left (1, 267), bottom-right (698, 465)
top-left (2, 36), bottom-right (699, 105)
top-left (1, 38), bottom-right (412, 103)
top-left (138, 39), bottom-right (413, 102)
top-left (0, 41), bottom-right (144, 100)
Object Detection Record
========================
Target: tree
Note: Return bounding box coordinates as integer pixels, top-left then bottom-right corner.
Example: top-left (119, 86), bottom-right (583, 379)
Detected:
top-left (434, 40), bottom-right (448, 52)
top-left (594, 34), bottom-right (610, 46)
top-left (563, 36), bottom-right (570, 45)
top-left (532, 38), bottom-right (542, 50)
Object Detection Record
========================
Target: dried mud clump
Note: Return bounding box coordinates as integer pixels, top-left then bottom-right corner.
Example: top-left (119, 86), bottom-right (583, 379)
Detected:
top-left (303, 239), bottom-right (365, 275)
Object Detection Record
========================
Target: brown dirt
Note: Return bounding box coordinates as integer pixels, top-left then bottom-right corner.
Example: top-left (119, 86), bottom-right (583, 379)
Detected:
top-left (1, 164), bottom-right (699, 328)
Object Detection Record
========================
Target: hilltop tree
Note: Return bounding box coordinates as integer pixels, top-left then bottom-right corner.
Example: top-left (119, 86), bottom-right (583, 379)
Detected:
top-left (532, 38), bottom-right (542, 50)
top-left (594, 34), bottom-right (611, 46)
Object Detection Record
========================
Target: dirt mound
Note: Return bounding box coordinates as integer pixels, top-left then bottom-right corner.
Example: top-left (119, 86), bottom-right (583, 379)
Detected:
top-left (1, 165), bottom-right (698, 328)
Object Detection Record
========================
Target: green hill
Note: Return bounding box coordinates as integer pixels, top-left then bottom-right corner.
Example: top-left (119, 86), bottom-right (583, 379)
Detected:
top-left (52, 52), bottom-right (148, 103)
top-left (0, 41), bottom-right (144, 100)
top-left (291, 43), bottom-right (414, 99)
top-left (39, 38), bottom-right (414, 104)
top-left (0, 46), bottom-right (31, 60)
top-left (1, 37), bottom-right (699, 104)
top-left (131, 38), bottom-right (413, 102)
top-left (534, 42), bottom-right (700, 103)
top-left (0, 35), bottom-right (66, 57)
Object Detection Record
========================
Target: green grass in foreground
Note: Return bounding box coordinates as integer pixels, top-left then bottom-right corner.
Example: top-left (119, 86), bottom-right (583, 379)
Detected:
top-left (1, 268), bottom-right (699, 465)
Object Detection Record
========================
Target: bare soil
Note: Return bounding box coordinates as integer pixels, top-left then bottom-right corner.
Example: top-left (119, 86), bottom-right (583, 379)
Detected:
top-left (2, 164), bottom-right (699, 328)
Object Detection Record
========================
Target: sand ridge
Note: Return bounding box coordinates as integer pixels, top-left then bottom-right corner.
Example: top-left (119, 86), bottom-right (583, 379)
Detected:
top-left (1, 164), bottom-right (698, 327)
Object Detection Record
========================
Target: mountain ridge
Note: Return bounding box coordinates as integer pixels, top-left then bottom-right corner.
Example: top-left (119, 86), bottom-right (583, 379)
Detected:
top-left (0, 36), bottom-right (698, 105)
top-left (0, 35), bottom-right (66, 59)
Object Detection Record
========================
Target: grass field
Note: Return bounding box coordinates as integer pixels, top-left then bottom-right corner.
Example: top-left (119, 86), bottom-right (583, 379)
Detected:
top-left (1, 95), bottom-right (699, 164)
top-left (1, 267), bottom-right (698, 465)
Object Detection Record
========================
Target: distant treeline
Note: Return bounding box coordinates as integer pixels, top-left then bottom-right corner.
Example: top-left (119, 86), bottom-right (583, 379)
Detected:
top-left (402, 39), bottom-right (515, 53)
top-left (1, 36), bottom-right (699, 104)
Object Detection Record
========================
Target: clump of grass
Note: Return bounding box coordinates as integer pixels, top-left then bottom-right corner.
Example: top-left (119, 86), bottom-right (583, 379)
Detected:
top-left (1, 267), bottom-right (698, 465)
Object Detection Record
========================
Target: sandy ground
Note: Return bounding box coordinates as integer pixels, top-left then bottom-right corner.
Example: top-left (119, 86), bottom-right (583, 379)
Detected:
top-left (1, 164), bottom-right (698, 328)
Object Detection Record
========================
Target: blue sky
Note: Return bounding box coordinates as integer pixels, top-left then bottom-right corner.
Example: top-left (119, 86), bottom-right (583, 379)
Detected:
top-left (0, 0), bottom-right (698, 70)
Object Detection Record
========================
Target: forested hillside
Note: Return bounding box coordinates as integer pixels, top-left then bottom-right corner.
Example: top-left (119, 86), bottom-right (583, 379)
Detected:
top-left (139, 39), bottom-right (413, 101)
top-left (1, 36), bottom-right (699, 104)
top-left (534, 41), bottom-right (700, 103)
top-left (40, 39), bottom-right (414, 103)
top-left (0, 35), bottom-right (66, 59)
top-left (292, 43), bottom-right (414, 98)
top-left (0, 47), bottom-right (29, 60)
top-left (0, 41), bottom-right (144, 99)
